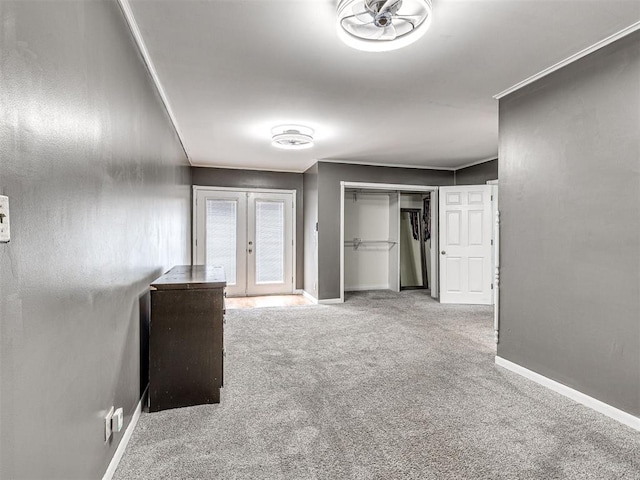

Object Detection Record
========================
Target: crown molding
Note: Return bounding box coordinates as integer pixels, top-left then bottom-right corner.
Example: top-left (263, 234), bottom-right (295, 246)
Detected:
top-left (495, 21), bottom-right (640, 100)
top-left (117, 0), bottom-right (190, 163)
top-left (190, 162), bottom-right (310, 174)
top-left (454, 157), bottom-right (498, 171)
top-left (319, 159), bottom-right (455, 171)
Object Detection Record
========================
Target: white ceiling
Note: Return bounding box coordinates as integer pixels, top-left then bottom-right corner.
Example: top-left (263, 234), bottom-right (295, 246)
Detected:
top-left (128, 0), bottom-right (640, 172)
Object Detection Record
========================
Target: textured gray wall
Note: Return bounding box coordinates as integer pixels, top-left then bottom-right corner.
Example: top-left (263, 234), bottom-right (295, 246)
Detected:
top-left (192, 167), bottom-right (304, 290)
top-left (316, 162), bottom-right (453, 300)
top-left (455, 159), bottom-right (498, 185)
top-left (303, 164), bottom-right (318, 298)
top-left (0, 1), bottom-right (191, 478)
top-left (498, 32), bottom-right (640, 416)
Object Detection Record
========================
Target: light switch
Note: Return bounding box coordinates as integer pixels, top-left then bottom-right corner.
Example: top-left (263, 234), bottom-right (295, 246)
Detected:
top-left (0, 196), bottom-right (9, 243)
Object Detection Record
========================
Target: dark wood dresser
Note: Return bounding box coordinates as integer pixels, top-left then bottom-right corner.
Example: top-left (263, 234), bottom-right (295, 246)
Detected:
top-left (149, 265), bottom-right (226, 412)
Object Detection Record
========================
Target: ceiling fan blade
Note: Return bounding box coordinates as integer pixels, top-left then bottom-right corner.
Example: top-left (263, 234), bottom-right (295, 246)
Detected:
top-left (392, 14), bottom-right (423, 20)
top-left (391, 15), bottom-right (422, 31)
top-left (380, 0), bottom-right (402, 13)
top-left (342, 10), bottom-right (375, 25)
top-left (378, 24), bottom-right (397, 40)
top-left (350, 0), bottom-right (369, 18)
top-left (340, 1), bottom-right (373, 25)
top-left (350, 21), bottom-right (383, 39)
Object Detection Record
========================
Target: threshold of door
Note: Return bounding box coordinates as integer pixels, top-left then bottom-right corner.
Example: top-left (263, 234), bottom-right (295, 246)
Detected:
top-left (225, 295), bottom-right (314, 310)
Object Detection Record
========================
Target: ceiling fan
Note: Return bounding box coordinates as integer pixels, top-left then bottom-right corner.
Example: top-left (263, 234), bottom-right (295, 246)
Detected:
top-left (337, 0), bottom-right (433, 52)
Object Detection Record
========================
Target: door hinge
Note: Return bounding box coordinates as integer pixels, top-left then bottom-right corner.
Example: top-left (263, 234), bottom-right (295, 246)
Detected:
top-left (491, 239), bottom-right (493, 245)
top-left (491, 283), bottom-right (494, 290)
top-left (491, 195), bottom-right (493, 201)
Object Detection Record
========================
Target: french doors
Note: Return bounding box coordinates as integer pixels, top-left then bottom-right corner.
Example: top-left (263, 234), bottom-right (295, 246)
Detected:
top-left (194, 188), bottom-right (294, 297)
top-left (438, 185), bottom-right (493, 304)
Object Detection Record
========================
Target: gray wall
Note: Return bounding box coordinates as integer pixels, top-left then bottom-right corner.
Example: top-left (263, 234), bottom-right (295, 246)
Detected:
top-left (316, 162), bottom-right (454, 300)
top-left (192, 167), bottom-right (304, 290)
top-left (0, 2), bottom-right (191, 478)
top-left (303, 164), bottom-right (319, 298)
top-left (455, 159), bottom-right (498, 185)
top-left (498, 32), bottom-right (640, 416)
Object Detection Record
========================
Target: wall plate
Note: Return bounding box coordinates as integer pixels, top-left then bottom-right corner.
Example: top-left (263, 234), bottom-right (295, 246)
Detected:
top-left (104, 406), bottom-right (114, 442)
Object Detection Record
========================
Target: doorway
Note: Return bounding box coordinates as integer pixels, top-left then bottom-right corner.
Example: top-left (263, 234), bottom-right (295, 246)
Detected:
top-left (193, 187), bottom-right (295, 297)
top-left (339, 182), bottom-right (439, 303)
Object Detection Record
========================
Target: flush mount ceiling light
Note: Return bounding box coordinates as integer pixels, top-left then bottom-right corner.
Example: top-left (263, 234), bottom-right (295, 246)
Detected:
top-left (271, 125), bottom-right (315, 150)
top-left (337, 0), bottom-right (432, 52)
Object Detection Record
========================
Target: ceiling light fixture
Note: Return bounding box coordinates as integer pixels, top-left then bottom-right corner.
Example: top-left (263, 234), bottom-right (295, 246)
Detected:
top-left (337, 0), bottom-right (433, 52)
top-left (271, 125), bottom-right (315, 150)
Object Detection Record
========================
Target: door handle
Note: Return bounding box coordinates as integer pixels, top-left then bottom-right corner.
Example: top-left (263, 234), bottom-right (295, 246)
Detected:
top-left (441, 250), bottom-right (446, 255)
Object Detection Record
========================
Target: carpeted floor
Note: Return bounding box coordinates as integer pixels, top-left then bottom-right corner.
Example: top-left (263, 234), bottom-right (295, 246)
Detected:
top-left (114, 291), bottom-right (640, 479)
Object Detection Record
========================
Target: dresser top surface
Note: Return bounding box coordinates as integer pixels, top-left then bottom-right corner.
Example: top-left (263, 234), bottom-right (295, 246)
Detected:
top-left (151, 265), bottom-right (226, 290)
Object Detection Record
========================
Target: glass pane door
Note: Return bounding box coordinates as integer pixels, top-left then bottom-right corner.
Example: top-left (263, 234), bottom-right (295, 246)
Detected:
top-left (195, 190), bottom-right (246, 297)
top-left (247, 192), bottom-right (293, 296)
top-left (206, 199), bottom-right (238, 284)
top-left (255, 200), bottom-right (285, 284)
top-left (194, 188), bottom-right (294, 297)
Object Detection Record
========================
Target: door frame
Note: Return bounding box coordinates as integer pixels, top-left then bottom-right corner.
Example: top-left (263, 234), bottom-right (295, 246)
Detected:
top-left (487, 179), bottom-right (499, 343)
top-left (340, 182), bottom-right (439, 304)
top-left (192, 186), bottom-right (297, 295)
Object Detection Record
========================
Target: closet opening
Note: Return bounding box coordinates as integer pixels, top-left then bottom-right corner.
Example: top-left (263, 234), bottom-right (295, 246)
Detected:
top-left (340, 182), bottom-right (438, 303)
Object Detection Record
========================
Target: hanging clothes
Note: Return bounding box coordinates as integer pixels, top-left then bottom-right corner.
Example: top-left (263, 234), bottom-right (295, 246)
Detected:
top-left (409, 211), bottom-right (420, 240)
top-left (423, 195), bottom-right (431, 240)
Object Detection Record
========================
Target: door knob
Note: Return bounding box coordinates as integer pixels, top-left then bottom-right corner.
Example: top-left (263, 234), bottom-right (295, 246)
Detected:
top-left (248, 249), bottom-right (253, 254)
top-left (248, 241), bottom-right (253, 245)
top-left (441, 250), bottom-right (446, 255)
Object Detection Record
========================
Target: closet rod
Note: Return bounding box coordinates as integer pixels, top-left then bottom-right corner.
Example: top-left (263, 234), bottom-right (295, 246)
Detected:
top-left (344, 239), bottom-right (397, 250)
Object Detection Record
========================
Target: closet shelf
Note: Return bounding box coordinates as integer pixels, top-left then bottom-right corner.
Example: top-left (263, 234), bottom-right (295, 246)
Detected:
top-left (344, 238), bottom-right (397, 250)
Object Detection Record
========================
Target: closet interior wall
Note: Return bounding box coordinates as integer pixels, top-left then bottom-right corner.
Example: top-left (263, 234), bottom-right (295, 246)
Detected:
top-left (344, 190), bottom-right (398, 292)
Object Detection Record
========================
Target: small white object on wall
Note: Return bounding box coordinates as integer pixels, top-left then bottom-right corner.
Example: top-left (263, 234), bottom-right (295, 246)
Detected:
top-left (104, 406), bottom-right (114, 442)
top-left (113, 408), bottom-right (124, 433)
top-left (0, 195), bottom-right (10, 243)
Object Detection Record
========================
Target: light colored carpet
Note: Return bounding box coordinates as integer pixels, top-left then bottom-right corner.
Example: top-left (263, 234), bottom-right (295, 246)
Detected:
top-left (114, 291), bottom-right (640, 479)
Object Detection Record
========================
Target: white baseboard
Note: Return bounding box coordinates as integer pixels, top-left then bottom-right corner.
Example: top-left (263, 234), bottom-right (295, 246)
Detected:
top-left (345, 285), bottom-right (389, 292)
top-left (102, 389), bottom-right (146, 480)
top-left (319, 298), bottom-right (343, 305)
top-left (301, 290), bottom-right (318, 304)
top-left (495, 356), bottom-right (640, 432)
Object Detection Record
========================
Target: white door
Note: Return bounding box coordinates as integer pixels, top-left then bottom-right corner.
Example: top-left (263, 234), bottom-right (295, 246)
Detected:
top-left (247, 192), bottom-right (294, 296)
top-left (194, 188), bottom-right (294, 297)
top-left (439, 186), bottom-right (493, 304)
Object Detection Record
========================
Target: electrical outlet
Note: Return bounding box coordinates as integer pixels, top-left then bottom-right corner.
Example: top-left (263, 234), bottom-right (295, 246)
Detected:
top-left (104, 406), bottom-right (114, 442)
top-left (0, 196), bottom-right (10, 243)
top-left (113, 407), bottom-right (124, 433)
